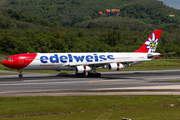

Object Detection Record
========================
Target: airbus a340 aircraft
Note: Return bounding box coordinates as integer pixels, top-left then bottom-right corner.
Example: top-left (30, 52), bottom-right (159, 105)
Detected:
top-left (2, 30), bottom-right (162, 78)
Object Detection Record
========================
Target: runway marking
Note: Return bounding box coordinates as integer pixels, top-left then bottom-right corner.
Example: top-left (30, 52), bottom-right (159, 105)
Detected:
top-left (0, 79), bottom-right (139, 86)
top-left (1, 78), bottom-right (179, 87)
top-left (24, 78), bottom-right (87, 82)
top-left (92, 85), bottom-right (180, 90)
top-left (0, 80), bottom-right (91, 86)
top-left (89, 80), bottom-right (142, 84)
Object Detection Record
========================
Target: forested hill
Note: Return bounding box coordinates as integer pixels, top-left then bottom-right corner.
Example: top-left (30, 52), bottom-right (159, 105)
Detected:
top-left (120, 0), bottom-right (180, 25)
top-left (0, 0), bottom-right (180, 26)
top-left (0, 0), bottom-right (180, 56)
top-left (0, 9), bottom-right (61, 29)
top-left (0, 0), bottom-right (130, 26)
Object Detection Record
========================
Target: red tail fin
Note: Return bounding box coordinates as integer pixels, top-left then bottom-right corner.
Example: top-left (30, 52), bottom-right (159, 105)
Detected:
top-left (134, 30), bottom-right (162, 53)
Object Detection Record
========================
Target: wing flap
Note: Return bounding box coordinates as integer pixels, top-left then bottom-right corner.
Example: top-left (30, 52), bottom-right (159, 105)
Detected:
top-left (65, 58), bottom-right (150, 67)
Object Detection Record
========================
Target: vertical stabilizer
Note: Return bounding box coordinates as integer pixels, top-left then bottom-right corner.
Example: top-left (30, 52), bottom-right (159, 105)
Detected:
top-left (134, 30), bottom-right (162, 53)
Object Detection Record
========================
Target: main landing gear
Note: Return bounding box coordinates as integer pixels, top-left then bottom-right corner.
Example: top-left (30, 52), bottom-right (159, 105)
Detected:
top-left (75, 73), bottom-right (86, 76)
top-left (88, 66), bottom-right (101, 77)
top-left (18, 70), bottom-right (23, 78)
top-left (75, 65), bottom-right (102, 77)
top-left (75, 72), bottom-right (101, 77)
top-left (88, 72), bottom-right (101, 77)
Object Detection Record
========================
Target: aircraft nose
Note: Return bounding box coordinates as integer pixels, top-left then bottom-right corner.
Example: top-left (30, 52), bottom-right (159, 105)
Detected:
top-left (2, 60), bottom-right (10, 67)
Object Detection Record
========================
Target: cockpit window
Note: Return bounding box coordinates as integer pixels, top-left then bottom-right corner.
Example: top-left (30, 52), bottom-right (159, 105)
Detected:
top-left (6, 58), bottom-right (13, 61)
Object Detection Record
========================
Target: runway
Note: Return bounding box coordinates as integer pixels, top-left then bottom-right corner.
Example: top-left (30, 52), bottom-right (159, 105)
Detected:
top-left (1, 70), bottom-right (180, 96)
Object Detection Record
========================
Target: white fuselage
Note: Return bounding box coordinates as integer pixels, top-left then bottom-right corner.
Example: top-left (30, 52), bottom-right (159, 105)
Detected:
top-left (22, 52), bottom-right (160, 70)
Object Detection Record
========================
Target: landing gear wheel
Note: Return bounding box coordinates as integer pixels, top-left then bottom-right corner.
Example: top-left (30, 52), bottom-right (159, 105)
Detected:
top-left (19, 74), bottom-right (23, 78)
top-left (96, 73), bottom-right (101, 77)
top-left (76, 73), bottom-right (80, 76)
top-left (76, 73), bottom-right (86, 77)
top-left (18, 70), bottom-right (23, 78)
top-left (88, 72), bottom-right (93, 77)
top-left (88, 72), bottom-right (101, 77)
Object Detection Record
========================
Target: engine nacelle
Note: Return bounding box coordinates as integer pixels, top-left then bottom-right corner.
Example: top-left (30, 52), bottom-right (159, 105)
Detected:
top-left (75, 66), bottom-right (92, 74)
top-left (108, 63), bottom-right (125, 71)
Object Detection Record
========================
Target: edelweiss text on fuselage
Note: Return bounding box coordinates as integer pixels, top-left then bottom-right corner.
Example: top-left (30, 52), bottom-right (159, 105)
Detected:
top-left (40, 54), bottom-right (115, 63)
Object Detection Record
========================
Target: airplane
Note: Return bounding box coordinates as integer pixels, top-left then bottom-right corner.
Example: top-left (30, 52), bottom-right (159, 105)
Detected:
top-left (2, 30), bottom-right (162, 78)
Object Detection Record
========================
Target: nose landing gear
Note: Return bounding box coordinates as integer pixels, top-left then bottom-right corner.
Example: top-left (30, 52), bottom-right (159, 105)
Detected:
top-left (18, 70), bottom-right (23, 78)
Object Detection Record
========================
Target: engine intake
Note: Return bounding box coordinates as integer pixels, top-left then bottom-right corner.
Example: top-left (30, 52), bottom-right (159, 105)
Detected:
top-left (75, 66), bottom-right (92, 74)
top-left (108, 63), bottom-right (125, 71)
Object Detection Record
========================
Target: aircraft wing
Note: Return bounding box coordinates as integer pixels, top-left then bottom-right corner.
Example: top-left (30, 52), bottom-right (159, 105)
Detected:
top-left (62, 57), bottom-right (150, 67)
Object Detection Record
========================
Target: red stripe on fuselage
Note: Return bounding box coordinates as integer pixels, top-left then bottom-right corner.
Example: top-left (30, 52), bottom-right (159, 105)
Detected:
top-left (2, 53), bottom-right (37, 70)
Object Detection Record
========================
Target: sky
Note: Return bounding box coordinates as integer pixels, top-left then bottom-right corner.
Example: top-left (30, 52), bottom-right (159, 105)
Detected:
top-left (158, 0), bottom-right (180, 9)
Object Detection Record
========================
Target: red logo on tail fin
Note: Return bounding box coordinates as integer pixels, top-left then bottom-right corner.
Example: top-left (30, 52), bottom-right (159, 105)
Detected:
top-left (134, 30), bottom-right (162, 53)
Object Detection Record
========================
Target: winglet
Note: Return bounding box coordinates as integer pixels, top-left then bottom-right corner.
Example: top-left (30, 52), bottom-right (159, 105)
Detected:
top-left (134, 30), bottom-right (162, 53)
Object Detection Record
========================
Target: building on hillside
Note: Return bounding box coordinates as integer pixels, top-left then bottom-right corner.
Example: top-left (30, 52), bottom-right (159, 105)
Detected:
top-left (111, 9), bottom-right (116, 16)
top-left (98, 11), bottom-right (103, 17)
top-left (169, 15), bottom-right (175, 17)
top-left (103, 13), bottom-right (107, 16)
top-left (115, 9), bottom-right (120, 16)
top-left (106, 9), bottom-right (111, 16)
top-left (99, 9), bottom-right (120, 17)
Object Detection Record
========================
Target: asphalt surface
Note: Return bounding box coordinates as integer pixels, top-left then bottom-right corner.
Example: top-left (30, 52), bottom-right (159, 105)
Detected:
top-left (1, 70), bottom-right (180, 96)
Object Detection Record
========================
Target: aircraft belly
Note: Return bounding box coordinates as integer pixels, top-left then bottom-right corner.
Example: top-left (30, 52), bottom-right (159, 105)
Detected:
top-left (22, 60), bottom-right (63, 70)
top-left (58, 66), bottom-right (75, 70)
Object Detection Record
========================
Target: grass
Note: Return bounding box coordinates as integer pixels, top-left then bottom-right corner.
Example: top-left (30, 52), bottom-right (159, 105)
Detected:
top-left (0, 95), bottom-right (180, 119)
top-left (0, 59), bottom-right (180, 74)
top-left (121, 59), bottom-right (180, 71)
top-left (0, 73), bottom-right (17, 75)
top-left (3, 107), bottom-right (180, 120)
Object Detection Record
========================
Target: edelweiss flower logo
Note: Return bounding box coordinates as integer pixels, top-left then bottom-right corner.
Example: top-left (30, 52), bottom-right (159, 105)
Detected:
top-left (145, 33), bottom-right (158, 53)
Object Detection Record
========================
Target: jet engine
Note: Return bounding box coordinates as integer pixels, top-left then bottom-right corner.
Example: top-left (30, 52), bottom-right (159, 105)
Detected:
top-left (75, 65), bottom-right (92, 74)
top-left (108, 63), bottom-right (125, 71)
